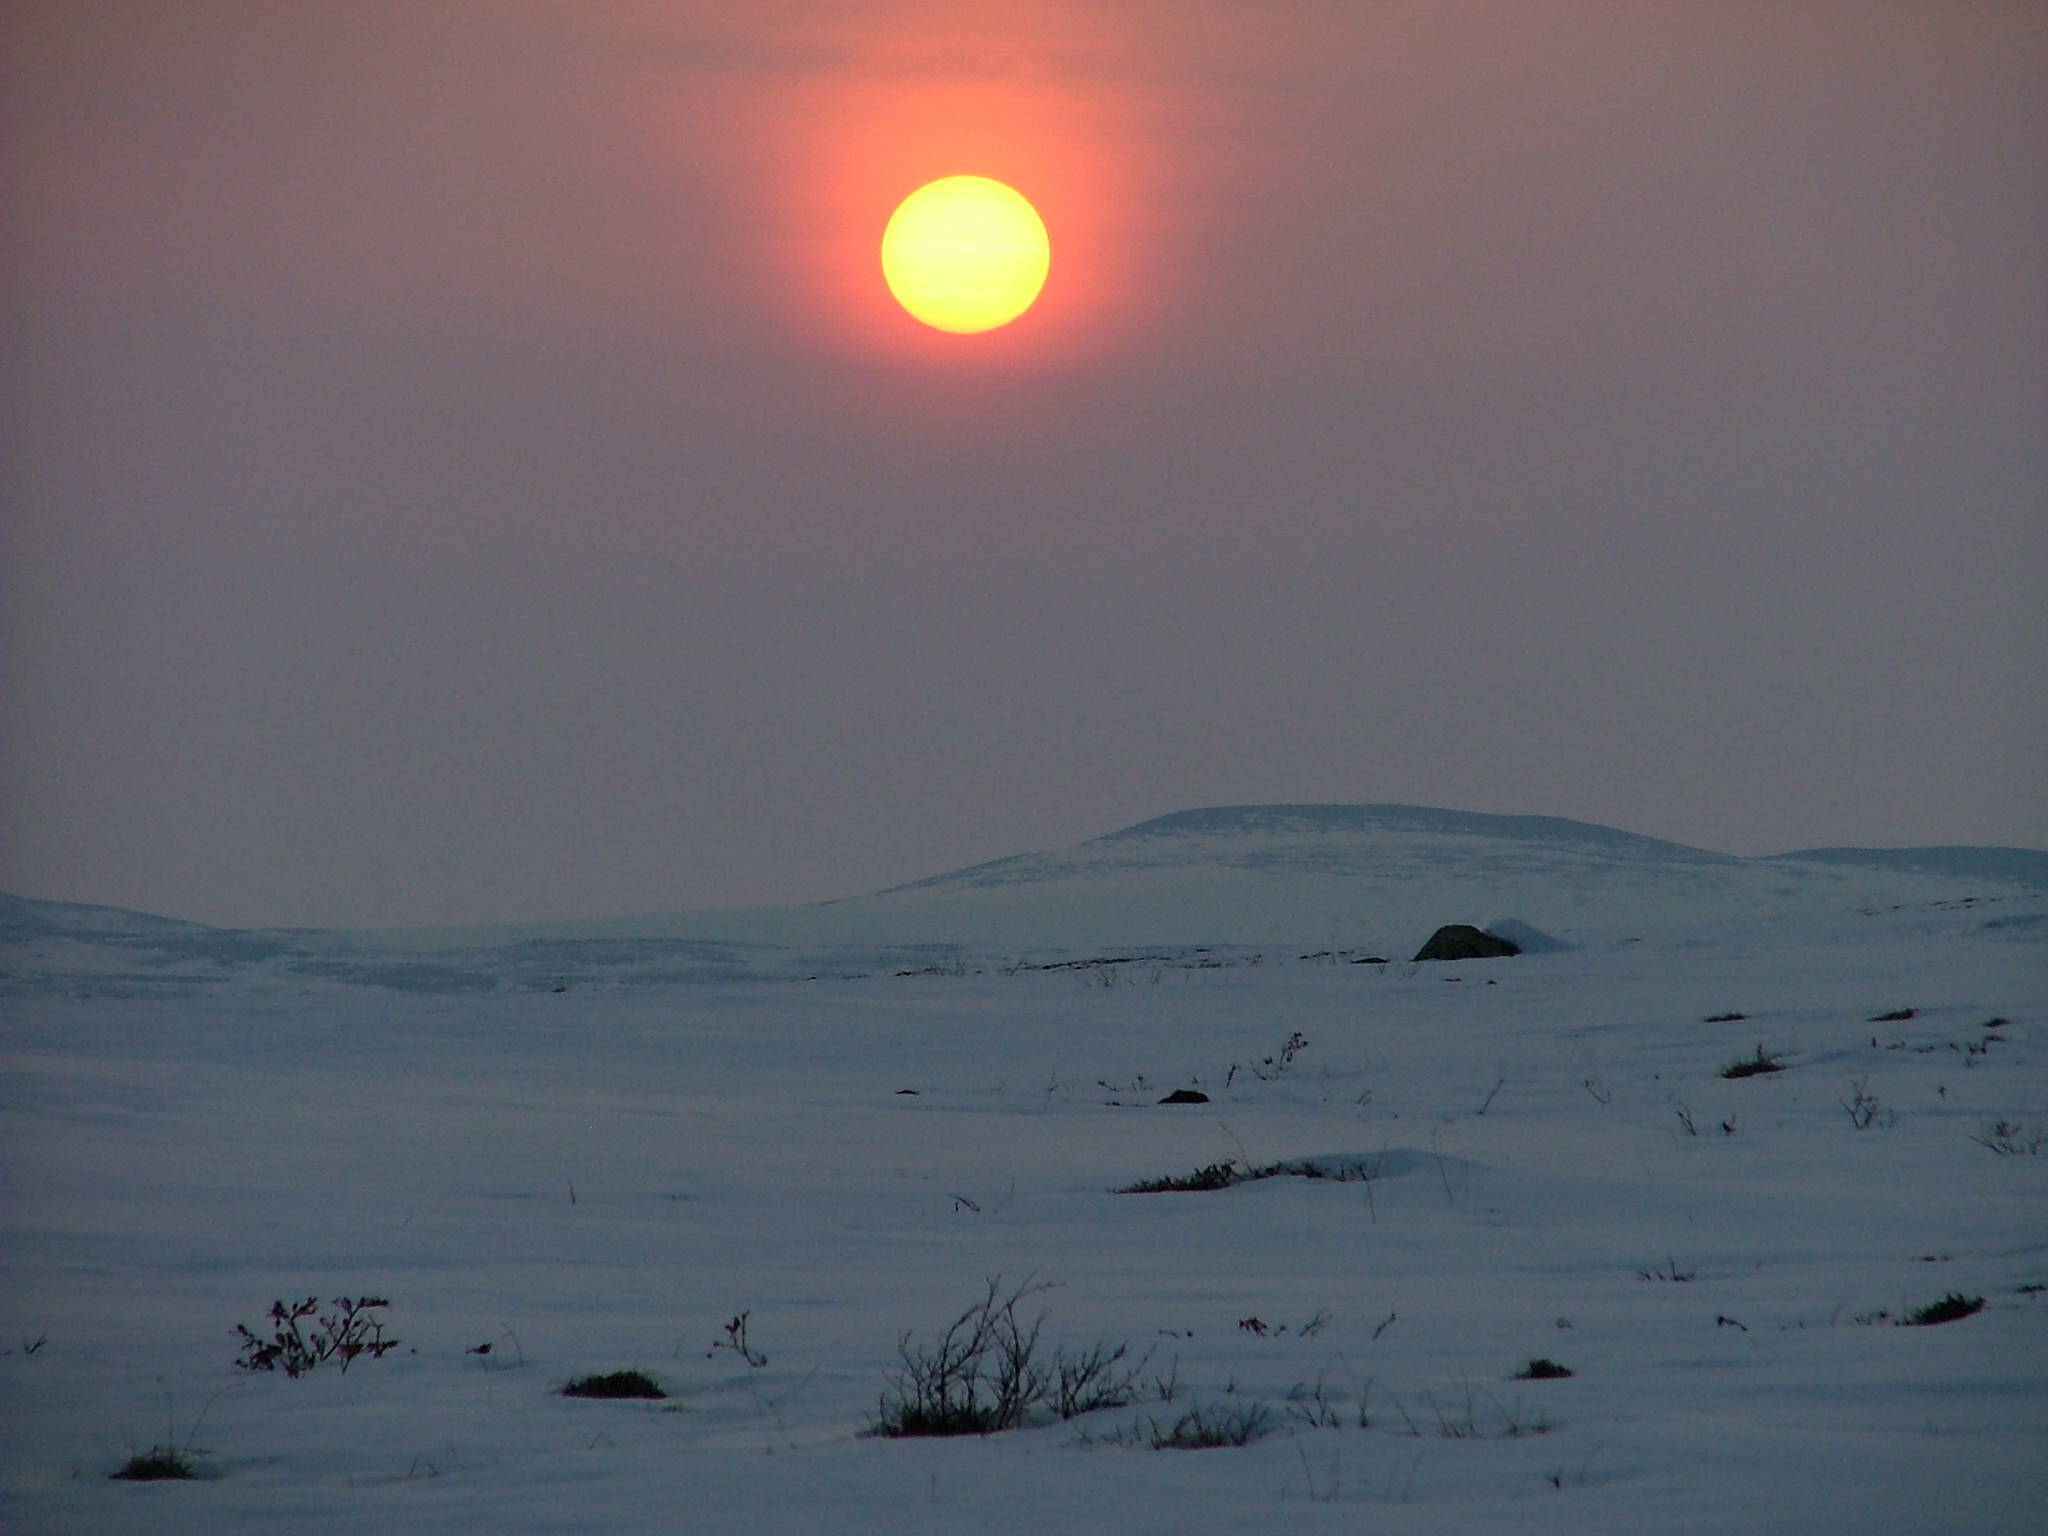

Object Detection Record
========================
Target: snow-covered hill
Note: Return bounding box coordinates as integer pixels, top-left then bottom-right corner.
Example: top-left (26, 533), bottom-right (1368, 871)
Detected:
top-left (361, 802), bottom-right (2047, 957)
top-left (4, 806), bottom-right (2045, 996)
top-left (749, 803), bottom-right (2046, 951)
top-left (3, 807), bottom-right (2045, 1534)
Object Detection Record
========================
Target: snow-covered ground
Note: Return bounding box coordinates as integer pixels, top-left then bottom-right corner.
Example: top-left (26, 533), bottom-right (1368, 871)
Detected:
top-left (3, 807), bottom-right (2044, 1533)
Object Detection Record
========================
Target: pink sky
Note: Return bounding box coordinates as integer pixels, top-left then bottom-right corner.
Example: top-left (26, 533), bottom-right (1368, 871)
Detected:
top-left (4, 1), bottom-right (2043, 926)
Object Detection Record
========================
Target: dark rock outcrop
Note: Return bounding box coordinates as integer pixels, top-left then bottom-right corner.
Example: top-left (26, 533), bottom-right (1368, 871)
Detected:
top-left (1413, 924), bottom-right (1521, 962)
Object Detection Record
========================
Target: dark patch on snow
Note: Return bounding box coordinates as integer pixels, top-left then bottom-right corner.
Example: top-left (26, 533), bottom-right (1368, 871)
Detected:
top-left (1414, 925), bottom-right (1521, 962)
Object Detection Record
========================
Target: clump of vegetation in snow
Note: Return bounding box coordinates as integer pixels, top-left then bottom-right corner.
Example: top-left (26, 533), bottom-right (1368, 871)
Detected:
top-left (1840, 1076), bottom-right (1896, 1129)
top-left (1634, 1256), bottom-right (1697, 1283)
top-left (1237, 1030), bottom-right (1310, 1084)
top-left (1869, 1006), bottom-right (1918, 1022)
top-left (110, 1385), bottom-right (230, 1480)
top-left (1515, 1358), bottom-right (1574, 1379)
top-left (232, 1295), bottom-right (399, 1377)
top-left (710, 1311), bottom-right (768, 1368)
top-left (1147, 1402), bottom-right (1271, 1449)
top-left (1118, 1161), bottom-right (1243, 1193)
top-left (1718, 1044), bottom-right (1786, 1079)
top-left (1388, 1381), bottom-right (1553, 1440)
top-left (1282, 1375), bottom-right (1344, 1428)
top-left (1969, 1120), bottom-right (2047, 1155)
top-left (1049, 1340), bottom-right (1150, 1419)
top-left (561, 1369), bottom-right (666, 1399)
top-left (872, 1277), bottom-right (1146, 1436)
top-left (1898, 1294), bottom-right (1985, 1328)
top-left (1116, 1157), bottom-right (1375, 1194)
top-left (110, 1445), bottom-right (197, 1481)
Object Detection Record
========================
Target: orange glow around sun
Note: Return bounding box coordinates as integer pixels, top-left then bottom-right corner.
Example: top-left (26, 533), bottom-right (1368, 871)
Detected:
top-left (881, 176), bottom-right (1050, 334)
top-left (727, 12), bottom-right (1180, 366)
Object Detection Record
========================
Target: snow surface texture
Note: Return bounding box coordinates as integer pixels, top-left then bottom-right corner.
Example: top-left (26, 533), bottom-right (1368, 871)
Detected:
top-left (2, 804), bottom-right (2045, 1533)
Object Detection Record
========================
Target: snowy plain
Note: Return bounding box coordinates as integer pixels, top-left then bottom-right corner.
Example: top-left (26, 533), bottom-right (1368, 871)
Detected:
top-left (2, 806), bottom-right (2044, 1534)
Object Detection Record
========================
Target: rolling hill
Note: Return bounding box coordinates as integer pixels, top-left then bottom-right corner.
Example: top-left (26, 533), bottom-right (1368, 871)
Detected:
top-left (5, 805), bottom-right (2043, 994)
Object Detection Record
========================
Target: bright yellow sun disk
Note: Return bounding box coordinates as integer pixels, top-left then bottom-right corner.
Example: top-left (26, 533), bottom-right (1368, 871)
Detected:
top-left (881, 176), bottom-right (1050, 334)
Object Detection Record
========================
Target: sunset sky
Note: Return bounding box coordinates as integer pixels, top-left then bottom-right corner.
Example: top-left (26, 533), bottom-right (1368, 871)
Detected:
top-left (4, 1), bottom-right (2043, 928)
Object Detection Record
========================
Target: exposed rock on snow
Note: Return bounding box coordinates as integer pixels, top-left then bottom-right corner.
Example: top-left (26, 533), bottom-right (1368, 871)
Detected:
top-left (1412, 923), bottom-right (1522, 961)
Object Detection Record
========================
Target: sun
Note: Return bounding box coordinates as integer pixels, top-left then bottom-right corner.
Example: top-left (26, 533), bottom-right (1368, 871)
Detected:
top-left (880, 176), bottom-right (1050, 335)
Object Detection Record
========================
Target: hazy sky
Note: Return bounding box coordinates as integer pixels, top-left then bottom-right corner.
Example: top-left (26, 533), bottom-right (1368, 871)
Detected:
top-left (4, 1), bottom-right (2043, 928)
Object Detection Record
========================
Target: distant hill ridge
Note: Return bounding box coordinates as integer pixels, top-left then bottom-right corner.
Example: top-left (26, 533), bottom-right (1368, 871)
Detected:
top-left (0, 891), bottom-right (215, 941)
top-left (4, 805), bottom-right (2045, 960)
top-left (874, 803), bottom-right (1755, 901)
top-left (1096, 803), bottom-right (1729, 857)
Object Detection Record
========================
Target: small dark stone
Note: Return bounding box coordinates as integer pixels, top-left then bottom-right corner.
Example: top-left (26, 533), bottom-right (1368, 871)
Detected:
top-left (1413, 924), bottom-right (1521, 962)
top-left (1158, 1088), bottom-right (1210, 1104)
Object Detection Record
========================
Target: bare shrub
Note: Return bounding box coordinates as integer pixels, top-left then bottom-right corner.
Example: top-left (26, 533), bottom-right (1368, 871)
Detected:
top-left (232, 1295), bottom-right (398, 1377)
top-left (872, 1279), bottom-right (1150, 1435)
top-left (1050, 1340), bottom-right (1150, 1419)
top-left (1635, 1257), bottom-right (1696, 1283)
top-left (711, 1311), bottom-right (768, 1368)
top-left (1970, 1120), bottom-right (2047, 1155)
top-left (1840, 1077), bottom-right (1895, 1129)
top-left (873, 1277), bottom-right (1050, 1436)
